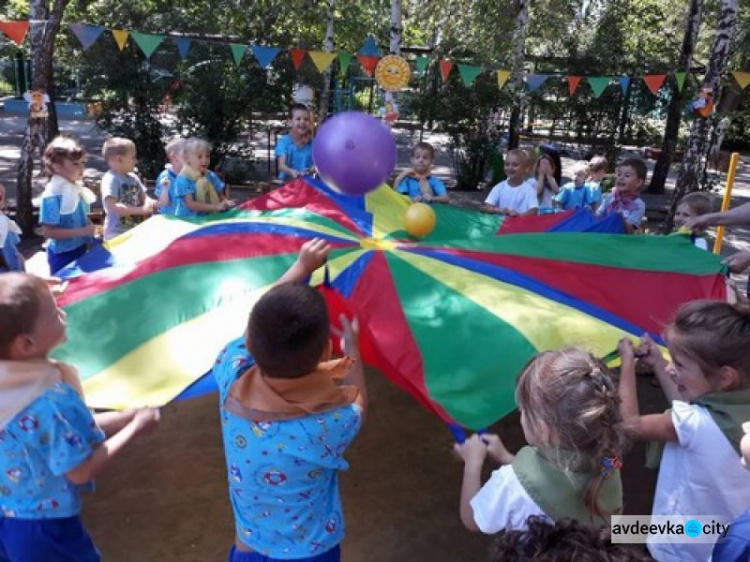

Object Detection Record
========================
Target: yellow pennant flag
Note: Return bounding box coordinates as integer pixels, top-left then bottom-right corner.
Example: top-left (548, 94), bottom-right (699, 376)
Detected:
top-left (308, 51), bottom-right (338, 73)
top-left (497, 69), bottom-right (511, 90)
top-left (732, 71), bottom-right (750, 90)
top-left (111, 29), bottom-right (129, 51)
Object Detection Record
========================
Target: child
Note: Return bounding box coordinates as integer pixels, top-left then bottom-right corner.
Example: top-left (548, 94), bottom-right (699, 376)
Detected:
top-left (596, 157), bottom-right (647, 234)
top-left (618, 301), bottom-right (750, 562)
top-left (454, 348), bottom-right (626, 533)
top-left (172, 138), bottom-right (234, 218)
top-left (101, 137), bottom-right (156, 241)
top-left (534, 153), bottom-right (559, 210)
top-left (482, 149), bottom-right (539, 216)
top-left (586, 155), bottom-right (608, 210)
top-left (0, 273), bottom-right (159, 560)
top-left (0, 183), bottom-right (24, 273)
top-left (393, 142), bottom-right (450, 204)
top-left (39, 136), bottom-right (97, 274)
top-left (275, 103), bottom-right (314, 181)
top-left (674, 192), bottom-right (713, 250)
top-left (212, 238), bottom-right (366, 561)
top-left (154, 136), bottom-right (184, 216)
top-left (554, 161), bottom-right (592, 211)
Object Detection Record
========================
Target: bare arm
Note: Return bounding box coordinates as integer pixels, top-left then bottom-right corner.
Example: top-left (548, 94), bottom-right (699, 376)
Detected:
top-left (703, 203), bottom-right (750, 227)
top-left (453, 435), bottom-right (487, 533)
top-left (184, 194), bottom-right (227, 213)
top-left (275, 238), bottom-right (331, 286)
top-left (278, 155), bottom-right (302, 179)
top-left (338, 316), bottom-right (367, 418)
top-left (94, 410), bottom-right (136, 437)
top-left (41, 224), bottom-right (95, 240)
top-left (522, 207), bottom-right (539, 216)
top-left (103, 196), bottom-right (150, 217)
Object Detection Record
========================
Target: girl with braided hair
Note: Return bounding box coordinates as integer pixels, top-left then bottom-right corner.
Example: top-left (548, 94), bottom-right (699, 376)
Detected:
top-left (454, 348), bottom-right (627, 534)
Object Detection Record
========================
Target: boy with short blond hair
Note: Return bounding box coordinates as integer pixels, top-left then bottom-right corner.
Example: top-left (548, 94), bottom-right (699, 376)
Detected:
top-left (554, 161), bottom-right (591, 211)
top-left (393, 142), bottom-right (450, 204)
top-left (154, 136), bottom-right (185, 216)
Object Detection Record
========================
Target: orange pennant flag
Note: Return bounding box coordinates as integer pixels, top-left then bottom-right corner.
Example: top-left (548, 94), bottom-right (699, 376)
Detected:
top-left (496, 69), bottom-right (510, 90)
top-left (732, 71), bottom-right (750, 90)
top-left (289, 48), bottom-right (306, 70)
top-left (568, 76), bottom-right (582, 96)
top-left (440, 60), bottom-right (454, 83)
top-left (357, 55), bottom-right (380, 77)
top-left (0, 20), bottom-right (30, 46)
top-left (308, 51), bottom-right (337, 73)
top-left (643, 74), bottom-right (666, 95)
top-left (111, 29), bottom-right (129, 51)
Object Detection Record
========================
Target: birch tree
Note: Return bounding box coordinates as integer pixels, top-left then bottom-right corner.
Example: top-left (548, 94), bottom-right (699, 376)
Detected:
top-left (507, 0), bottom-right (530, 150)
top-left (317, 0), bottom-right (334, 123)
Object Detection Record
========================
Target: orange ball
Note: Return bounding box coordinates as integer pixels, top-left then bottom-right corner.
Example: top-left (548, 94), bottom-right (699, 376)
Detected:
top-left (403, 203), bottom-right (436, 238)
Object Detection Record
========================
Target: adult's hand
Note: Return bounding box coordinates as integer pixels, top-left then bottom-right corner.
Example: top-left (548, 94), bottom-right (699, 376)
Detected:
top-left (722, 251), bottom-right (750, 274)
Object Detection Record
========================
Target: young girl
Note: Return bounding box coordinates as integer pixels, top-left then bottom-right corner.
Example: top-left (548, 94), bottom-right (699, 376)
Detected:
top-left (454, 348), bottom-right (626, 533)
top-left (534, 153), bottom-right (559, 211)
top-left (171, 138), bottom-right (234, 218)
top-left (619, 301), bottom-right (750, 562)
top-left (482, 149), bottom-right (539, 217)
top-left (0, 183), bottom-right (24, 273)
top-left (39, 137), bottom-right (97, 274)
top-left (0, 273), bottom-right (159, 560)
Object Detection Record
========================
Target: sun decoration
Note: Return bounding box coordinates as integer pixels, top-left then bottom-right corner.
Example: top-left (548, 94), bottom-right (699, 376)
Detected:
top-left (375, 55), bottom-right (411, 92)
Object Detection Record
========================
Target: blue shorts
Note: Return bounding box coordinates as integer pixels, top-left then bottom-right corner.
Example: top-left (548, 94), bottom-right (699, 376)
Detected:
top-left (0, 516), bottom-right (99, 561)
top-left (47, 245), bottom-right (87, 275)
top-left (228, 544), bottom-right (340, 562)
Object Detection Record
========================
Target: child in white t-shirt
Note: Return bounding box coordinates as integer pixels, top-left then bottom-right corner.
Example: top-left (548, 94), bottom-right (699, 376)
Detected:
top-left (482, 149), bottom-right (539, 217)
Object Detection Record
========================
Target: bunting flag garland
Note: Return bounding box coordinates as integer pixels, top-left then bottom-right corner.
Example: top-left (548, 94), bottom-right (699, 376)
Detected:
top-left (674, 71), bottom-right (687, 92)
top-left (173, 36), bottom-right (192, 59)
top-left (525, 74), bottom-right (548, 92)
top-left (496, 69), bottom-right (511, 90)
top-left (732, 71), bottom-right (750, 90)
top-left (457, 64), bottom-right (482, 87)
top-left (619, 76), bottom-right (630, 95)
top-left (643, 74), bottom-right (666, 95)
top-left (111, 29), bottom-right (129, 51)
top-left (588, 76), bottom-right (610, 98)
top-left (358, 35), bottom-right (380, 57)
top-left (567, 76), bottom-right (582, 96)
top-left (230, 43), bottom-right (247, 66)
top-left (250, 45), bottom-right (280, 69)
top-left (130, 31), bottom-right (164, 58)
top-left (69, 24), bottom-right (105, 50)
top-left (308, 51), bottom-right (337, 73)
top-left (415, 55), bottom-right (429, 74)
top-left (338, 51), bottom-right (353, 73)
top-left (439, 60), bottom-right (453, 82)
top-left (357, 55), bottom-right (380, 76)
top-left (289, 48), bottom-right (307, 70)
top-left (0, 20), bottom-right (30, 46)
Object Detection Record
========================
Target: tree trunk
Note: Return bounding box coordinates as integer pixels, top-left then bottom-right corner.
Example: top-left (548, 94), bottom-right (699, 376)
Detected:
top-left (317, 0), bottom-right (335, 123)
top-left (507, 0), bottom-right (530, 150)
top-left (669, 0), bottom-right (739, 230)
top-left (647, 0), bottom-right (703, 195)
top-left (389, 0), bottom-right (402, 55)
top-left (15, 0), bottom-right (67, 233)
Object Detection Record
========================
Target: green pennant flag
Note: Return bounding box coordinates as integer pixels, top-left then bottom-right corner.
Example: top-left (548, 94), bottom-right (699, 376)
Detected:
top-left (588, 76), bottom-right (610, 98)
top-left (338, 51), bottom-right (353, 74)
top-left (130, 31), bottom-right (164, 58)
top-left (230, 44), bottom-right (247, 66)
top-left (415, 55), bottom-right (428, 74)
top-left (458, 64), bottom-right (481, 87)
top-left (675, 71), bottom-right (687, 92)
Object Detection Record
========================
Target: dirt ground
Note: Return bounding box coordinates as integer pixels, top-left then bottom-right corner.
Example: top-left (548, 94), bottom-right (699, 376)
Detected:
top-left (82, 366), bottom-right (662, 562)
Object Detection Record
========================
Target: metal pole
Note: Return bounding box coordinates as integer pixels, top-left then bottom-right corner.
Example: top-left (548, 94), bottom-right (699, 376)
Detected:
top-left (713, 152), bottom-right (741, 254)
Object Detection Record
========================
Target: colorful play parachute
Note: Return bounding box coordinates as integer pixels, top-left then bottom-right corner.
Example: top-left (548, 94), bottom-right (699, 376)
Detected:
top-left (55, 178), bottom-right (726, 430)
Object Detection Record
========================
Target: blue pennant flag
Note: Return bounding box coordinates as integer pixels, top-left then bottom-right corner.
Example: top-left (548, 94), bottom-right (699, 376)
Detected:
top-left (358, 35), bottom-right (381, 57)
top-left (619, 76), bottom-right (630, 95)
top-left (525, 74), bottom-right (549, 93)
top-left (173, 37), bottom-right (192, 60)
top-left (68, 24), bottom-right (105, 50)
top-left (250, 45), bottom-right (281, 69)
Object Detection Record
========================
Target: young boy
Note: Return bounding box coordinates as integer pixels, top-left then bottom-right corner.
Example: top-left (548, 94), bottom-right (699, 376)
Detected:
top-left (154, 136), bottom-right (184, 216)
top-left (554, 161), bottom-right (592, 211)
top-left (482, 149), bottom-right (538, 216)
top-left (586, 155), bottom-right (608, 211)
top-left (275, 103), bottom-right (314, 181)
top-left (0, 183), bottom-right (24, 273)
top-left (212, 238), bottom-right (366, 562)
top-left (674, 192), bottom-right (713, 250)
top-left (596, 157), bottom-right (647, 234)
top-left (393, 142), bottom-right (450, 204)
top-left (100, 138), bottom-right (156, 241)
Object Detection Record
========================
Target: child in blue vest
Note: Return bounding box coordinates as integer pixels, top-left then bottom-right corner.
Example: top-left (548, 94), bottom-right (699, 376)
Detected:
top-left (275, 104), bottom-right (314, 181)
top-left (393, 142), bottom-right (450, 204)
top-left (0, 184), bottom-right (23, 273)
top-left (171, 138), bottom-right (234, 217)
top-left (154, 136), bottom-right (185, 216)
top-left (554, 161), bottom-right (593, 211)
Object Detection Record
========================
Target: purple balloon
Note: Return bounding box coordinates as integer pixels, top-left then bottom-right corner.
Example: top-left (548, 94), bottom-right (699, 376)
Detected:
top-left (313, 111), bottom-right (397, 196)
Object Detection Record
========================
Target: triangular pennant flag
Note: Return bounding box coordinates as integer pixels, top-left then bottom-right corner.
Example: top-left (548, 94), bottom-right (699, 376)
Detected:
top-left (309, 51), bottom-right (337, 73)
top-left (338, 51), bottom-right (353, 73)
top-left (358, 35), bottom-right (380, 57)
top-left (567, 76), bottom-right (582, 96)
top-left (229, 44), bottom-right (247, 66)
top-left (290, 48), bottom-right (307, 70)
top-left (457, 64), bottom-right (481, 87)
top-left (643, 74), bottom-right (666, 95)
top-left (357, 55), bottom-right (380, 76)
top-left (619, 76), bottom-right (630, 95)
top-left (0, 21), bottom-right (30, 46)
top-left (173, 37), bottom-right (192, 59)
top-left (130, 31), bottom-right (164, 58)
top-left (525, 74), bottom-right (548, 92)
top-left (439, 60), bottom-right (454, 83)
top-left (250, 45), bottom-right (281, 69)
top-left (68, 23), bottom-right (104, 50)
top-left (415, 55), bottom-right (429, 74)
top-left (674, 71), bottom-right (687, 92)
top-left (496, 69), bottom-right (511, 90)
top-left (732, 71), bottom-right (750, 90)
top-left (111, 29), bottom-right (129, 51)
top-left (587, 76), bottom-right (610, 98)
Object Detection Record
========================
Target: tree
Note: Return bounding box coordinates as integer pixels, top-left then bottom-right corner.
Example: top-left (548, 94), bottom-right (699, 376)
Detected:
top-left (507, 0), bottom-right (530, 149)
top-left (317, 0), bottom-right (335, 122)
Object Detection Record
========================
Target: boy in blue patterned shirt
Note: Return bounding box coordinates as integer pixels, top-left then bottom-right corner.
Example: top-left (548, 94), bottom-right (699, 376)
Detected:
top-left (212, 238), bottom-right (367, 562)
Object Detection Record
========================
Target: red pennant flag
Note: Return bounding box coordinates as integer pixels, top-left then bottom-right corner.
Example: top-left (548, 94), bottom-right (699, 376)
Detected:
top-left (0, 20), bottom-right (30, 46)
top-left (357, 55), bottom-right (380, 76)
top-left (567, 76), bottom-right (582, 96)
top-left (440, 60), bottom-right (454, 83)
top-left (289, 48), bottom-right (306, 70)
top-left (643, 74), bottom-right (666, 95)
